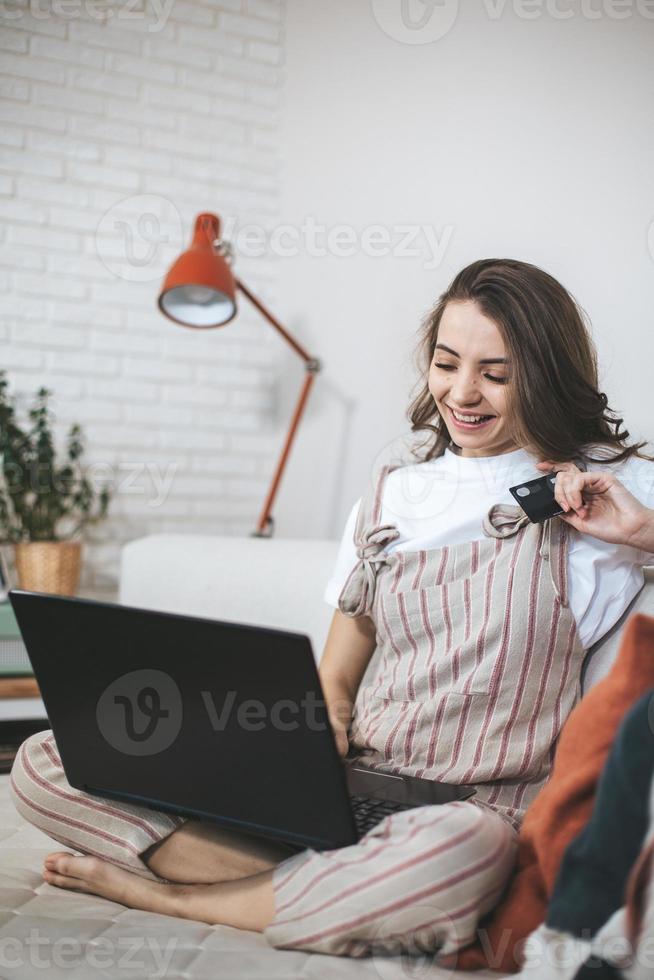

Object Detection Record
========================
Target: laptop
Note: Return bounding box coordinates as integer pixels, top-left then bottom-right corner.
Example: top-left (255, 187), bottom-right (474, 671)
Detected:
top-left (9, 590), bottom-right (474, 851)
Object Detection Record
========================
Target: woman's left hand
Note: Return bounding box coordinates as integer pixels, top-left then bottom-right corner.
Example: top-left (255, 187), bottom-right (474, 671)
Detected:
top-left (536, 459), bottom-right (652, 549)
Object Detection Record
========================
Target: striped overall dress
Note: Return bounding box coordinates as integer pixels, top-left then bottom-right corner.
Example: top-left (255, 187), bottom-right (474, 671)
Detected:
top-left (264, 462), bottom-right (586, 955)
top-left (10, 461), bottom-right (586, 958)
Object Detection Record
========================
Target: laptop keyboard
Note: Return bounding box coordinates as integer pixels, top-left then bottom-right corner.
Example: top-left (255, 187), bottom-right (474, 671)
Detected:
top-left (350, 794), bottom-right (413, 838)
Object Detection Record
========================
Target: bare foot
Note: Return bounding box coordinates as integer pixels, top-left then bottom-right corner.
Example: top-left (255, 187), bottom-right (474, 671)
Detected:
top-left (42, 851), bottom-right (181, 917)
top-left (42, 850), bottom-right (277, 932)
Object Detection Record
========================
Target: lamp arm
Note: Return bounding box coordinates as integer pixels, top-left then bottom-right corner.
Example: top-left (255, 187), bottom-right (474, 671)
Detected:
top-left (253, 369), bottom-right (318, 537)
top-left (235, 278), bottom-right (315, 365)
top-left (233, 278), bottom-right (321, 537)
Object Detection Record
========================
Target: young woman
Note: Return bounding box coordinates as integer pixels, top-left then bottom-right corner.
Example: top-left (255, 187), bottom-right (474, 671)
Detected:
top-left (11, 259), bottom-right (654, 962)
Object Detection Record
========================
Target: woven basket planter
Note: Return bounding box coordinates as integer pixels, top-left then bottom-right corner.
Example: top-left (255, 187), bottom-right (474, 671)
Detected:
top-left (14, 541), bottom-right (82, 596)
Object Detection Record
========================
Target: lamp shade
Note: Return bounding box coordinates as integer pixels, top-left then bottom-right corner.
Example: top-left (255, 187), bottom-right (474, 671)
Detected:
top-left (158, 212), bottom-right (237, 328)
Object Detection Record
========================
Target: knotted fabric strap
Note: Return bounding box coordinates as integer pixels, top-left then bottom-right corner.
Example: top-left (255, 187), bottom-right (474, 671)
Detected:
top-left (482, 503), bottom-right (531, 538)
top-left (338, 523), bottom-right (400, 617)
top-left (482, 503), bottom-right (569, 606)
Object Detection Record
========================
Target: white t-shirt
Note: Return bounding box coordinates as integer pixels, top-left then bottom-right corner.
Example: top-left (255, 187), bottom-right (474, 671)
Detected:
top-left (324, 446), bottom-right (654, 650)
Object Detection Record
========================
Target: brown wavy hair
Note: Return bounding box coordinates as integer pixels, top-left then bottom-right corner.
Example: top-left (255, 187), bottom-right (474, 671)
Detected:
top-left (408, 258), bottom-right (651, 465)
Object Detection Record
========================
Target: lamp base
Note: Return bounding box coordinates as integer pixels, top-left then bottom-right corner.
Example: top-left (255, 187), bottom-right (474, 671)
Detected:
top-left (251, 517), bottom-right (275, 539)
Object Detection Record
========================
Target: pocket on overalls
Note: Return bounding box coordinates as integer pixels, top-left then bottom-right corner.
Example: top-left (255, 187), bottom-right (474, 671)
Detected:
top-left (377, 583), bottom-right (497, 699)
top-left (360, 690), bottom-right (490, 771)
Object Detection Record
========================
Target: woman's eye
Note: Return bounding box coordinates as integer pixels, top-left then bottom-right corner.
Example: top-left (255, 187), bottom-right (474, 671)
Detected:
top-left (434, 362), bottom-right (508, 385)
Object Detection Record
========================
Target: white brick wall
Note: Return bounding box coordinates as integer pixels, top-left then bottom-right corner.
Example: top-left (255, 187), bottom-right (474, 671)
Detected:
top-left (0, 0), bottom-right (286, 588)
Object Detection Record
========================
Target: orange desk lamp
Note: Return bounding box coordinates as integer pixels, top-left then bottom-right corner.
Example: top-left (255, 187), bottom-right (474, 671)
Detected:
top-left (157, 212), bottom-right (321, 537)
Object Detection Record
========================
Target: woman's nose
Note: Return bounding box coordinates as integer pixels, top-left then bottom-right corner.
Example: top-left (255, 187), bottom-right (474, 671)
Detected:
top-left (449, 371), bottom-right (481, 405)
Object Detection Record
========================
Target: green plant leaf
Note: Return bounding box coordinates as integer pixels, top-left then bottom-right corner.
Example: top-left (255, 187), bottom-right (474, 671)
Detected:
top-left (0, 372), bottom-right (112, 543)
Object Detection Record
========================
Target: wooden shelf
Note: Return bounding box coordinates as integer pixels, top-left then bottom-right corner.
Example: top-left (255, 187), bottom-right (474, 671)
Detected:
top-left (0, 676), bottom-right (40, 699)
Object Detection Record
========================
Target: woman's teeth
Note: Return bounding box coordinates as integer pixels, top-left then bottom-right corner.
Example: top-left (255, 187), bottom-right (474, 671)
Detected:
top-left (448, 406), bottom-right (495, 428)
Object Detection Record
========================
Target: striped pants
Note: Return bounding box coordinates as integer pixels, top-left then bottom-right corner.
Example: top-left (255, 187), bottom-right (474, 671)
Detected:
top-left (10, 729), bottom-right (518, 958)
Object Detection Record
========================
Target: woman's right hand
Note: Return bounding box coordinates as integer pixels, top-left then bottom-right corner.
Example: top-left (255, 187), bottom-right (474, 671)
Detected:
top-left (330, 716), bottom-right (350, 758)
top-left (319, 610), bottom-right (377, 761)
top-left (537, 460), bottom-right (654, 553)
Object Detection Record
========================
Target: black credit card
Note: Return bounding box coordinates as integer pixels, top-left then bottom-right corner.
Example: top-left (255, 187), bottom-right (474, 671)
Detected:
top-left (509, 472), bottom-right (564, 523)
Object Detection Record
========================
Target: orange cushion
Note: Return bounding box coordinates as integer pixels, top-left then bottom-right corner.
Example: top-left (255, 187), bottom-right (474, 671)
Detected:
top-left (450, 613), bottom-right (654, 973)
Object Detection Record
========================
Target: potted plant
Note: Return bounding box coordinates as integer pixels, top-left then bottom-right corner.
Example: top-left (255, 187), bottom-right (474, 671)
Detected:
top-left (0, 371), bottom-right (111, 596)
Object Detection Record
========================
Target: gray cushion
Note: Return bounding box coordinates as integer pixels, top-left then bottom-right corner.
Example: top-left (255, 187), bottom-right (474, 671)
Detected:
top-left (581, 567), bottom-right (654, 691)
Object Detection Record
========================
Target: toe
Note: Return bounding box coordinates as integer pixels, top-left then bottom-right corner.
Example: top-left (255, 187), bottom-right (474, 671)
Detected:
top-left (43, 869), bottom-right (88, 892)
top-left (49, 854), bottom-right (98, 879)
top-left (44, 850), bottom-right (76, 866)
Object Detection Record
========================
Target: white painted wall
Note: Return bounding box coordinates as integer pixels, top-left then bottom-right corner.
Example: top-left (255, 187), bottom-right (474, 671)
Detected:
top-left (2, 0), bottom-right (653, 576)
top-left (0, 0), bottom-right (286, 587)
top-left (275, 0), bottom-right (654, 541)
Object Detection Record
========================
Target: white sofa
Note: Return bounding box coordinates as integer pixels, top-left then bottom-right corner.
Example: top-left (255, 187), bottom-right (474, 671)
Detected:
top-left (119, 534), bottom-right (654, 691)
top-left (119, 534), bottom-right (340, 660)
top-left (1, 533), bottom-right (652, 980)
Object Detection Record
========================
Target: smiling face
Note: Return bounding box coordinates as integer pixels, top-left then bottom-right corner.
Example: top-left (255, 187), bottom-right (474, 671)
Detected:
top-left (428, 299), bottom-right (521, 458)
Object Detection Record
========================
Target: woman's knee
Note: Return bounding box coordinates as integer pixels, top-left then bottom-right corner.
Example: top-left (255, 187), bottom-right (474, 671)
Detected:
top-left (379, 803), bottom-right (516, 953)
top-left (419, 801), bottom-right (516, 890)
top-left (9, 728), bottom-right (186, 880)
top-left (408, 799), bottom-right (516, 860)
top-left (462, 801), bottom-right (517, 852)
top-left (9, 728), bottom-right (62, 828)
top-left (266, 801), bottom-right (518, 958)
